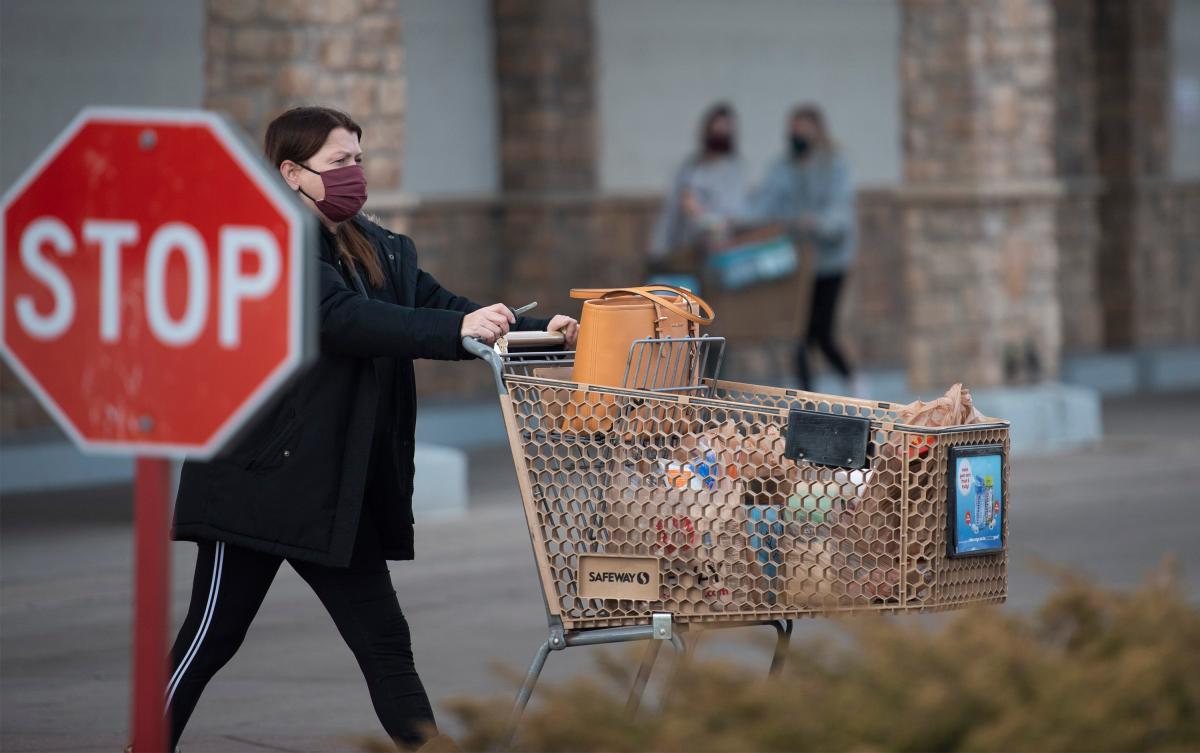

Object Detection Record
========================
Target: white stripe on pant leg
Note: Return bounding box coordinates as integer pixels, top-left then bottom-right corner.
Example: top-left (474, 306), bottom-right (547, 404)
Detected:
top-left (166, 541), bottom-right (225, 707)
top-left (166, 541), bottom-right (220, 696)
top-left (166, 541), bottom-right (224, 705)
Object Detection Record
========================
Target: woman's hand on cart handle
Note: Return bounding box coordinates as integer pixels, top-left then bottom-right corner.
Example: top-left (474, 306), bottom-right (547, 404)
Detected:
top-left (459, 331), bottom-right (564, 361)
top-left (461, 304), bottom-right (514, 345)
top-left (545, 314), bottom-right (579, 347)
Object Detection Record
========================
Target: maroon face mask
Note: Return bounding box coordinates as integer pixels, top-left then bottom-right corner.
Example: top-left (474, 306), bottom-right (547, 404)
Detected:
top-left (298, 162), bottom-right (368, 222)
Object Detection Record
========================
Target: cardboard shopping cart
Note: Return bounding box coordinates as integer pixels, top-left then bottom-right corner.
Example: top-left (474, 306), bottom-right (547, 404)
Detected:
top-left (463, 331), bottom-right (1010, 747)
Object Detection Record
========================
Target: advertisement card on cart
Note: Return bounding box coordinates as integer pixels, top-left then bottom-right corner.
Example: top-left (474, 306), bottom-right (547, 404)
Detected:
top-left (947, 443), bottom-right (1006, 557)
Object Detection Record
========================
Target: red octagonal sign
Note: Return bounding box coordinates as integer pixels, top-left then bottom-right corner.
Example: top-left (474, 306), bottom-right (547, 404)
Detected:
top-left (1, 108), bottom-right (315, 458)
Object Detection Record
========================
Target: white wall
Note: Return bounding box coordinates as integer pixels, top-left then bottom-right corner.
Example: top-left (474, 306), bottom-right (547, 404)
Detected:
top-left (595, 0), bottom-right (901, 194)
top-left (0, 0), bottom-right (205, 192)
top-left (398, 0), bottom-right (499, 197)
top-left (1172, 0), bottom-right (1200, 179)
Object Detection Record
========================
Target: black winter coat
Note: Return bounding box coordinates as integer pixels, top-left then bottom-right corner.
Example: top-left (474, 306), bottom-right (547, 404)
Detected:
top-left (171, 217), bottom-right (548, 567)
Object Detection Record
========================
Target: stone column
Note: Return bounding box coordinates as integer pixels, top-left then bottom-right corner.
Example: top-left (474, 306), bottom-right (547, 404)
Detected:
top-left (204, 0), bottom-right (405, 205)
top-left (490, 0), bottom-right (605, 317)
top-left (492, 0), bottom-right (596, 194)
top-left (1051, 0), bottom-right (1104, 352)
top-left (1093, 0), bottom-right (1175, 348)
top-left (899, 0), bottom-right (1062, 390)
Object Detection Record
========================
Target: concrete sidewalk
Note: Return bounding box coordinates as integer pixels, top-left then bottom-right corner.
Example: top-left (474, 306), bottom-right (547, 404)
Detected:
top-left (2, 391), bottom-right (1199, 752)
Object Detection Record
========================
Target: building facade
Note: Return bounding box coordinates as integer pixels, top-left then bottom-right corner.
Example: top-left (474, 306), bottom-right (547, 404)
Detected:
top-left (2, 0), bottom-right (1197, 429)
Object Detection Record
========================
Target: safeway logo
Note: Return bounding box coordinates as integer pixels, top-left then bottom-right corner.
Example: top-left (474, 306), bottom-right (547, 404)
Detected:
top-left (577, 555), bottom-right (660, 600)
top-left (588, 570), bottom-right (652, 585)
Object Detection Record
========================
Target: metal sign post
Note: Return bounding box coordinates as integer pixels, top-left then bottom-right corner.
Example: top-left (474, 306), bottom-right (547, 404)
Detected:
top-left (132, 458), bottom-right (172, 750)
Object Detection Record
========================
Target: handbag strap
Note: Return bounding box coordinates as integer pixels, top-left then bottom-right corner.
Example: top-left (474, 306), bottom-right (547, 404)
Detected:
top-left (569, 285), bottom-right (715, 325)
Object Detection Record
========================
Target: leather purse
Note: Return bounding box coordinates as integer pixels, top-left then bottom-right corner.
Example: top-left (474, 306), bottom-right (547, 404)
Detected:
top-left (562, 286), bottom-right (715, 433)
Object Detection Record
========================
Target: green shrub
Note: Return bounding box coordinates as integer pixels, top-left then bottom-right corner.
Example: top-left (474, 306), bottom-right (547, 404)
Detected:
top-left (445, 561), bottom-right (1199, 752)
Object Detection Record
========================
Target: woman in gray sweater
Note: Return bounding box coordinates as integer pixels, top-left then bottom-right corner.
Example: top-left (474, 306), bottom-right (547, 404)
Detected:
top-left (751, 104), bottom-right (862, 394)
top-left (650, 102), bottom-right (750, 262)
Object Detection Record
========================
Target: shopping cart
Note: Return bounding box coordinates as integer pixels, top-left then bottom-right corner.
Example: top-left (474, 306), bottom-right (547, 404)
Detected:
top-left (463, 330), bottom-right (1010, 745)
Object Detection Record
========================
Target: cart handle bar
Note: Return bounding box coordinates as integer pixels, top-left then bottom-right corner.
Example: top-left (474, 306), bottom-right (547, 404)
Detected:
top-left (462, 331), bottom-right (567, 394)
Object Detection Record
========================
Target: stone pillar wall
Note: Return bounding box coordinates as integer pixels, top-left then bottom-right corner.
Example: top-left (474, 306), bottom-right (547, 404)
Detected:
top-left (493, 0), bottom-right (596, 194)
top-left (412, 0), bottom-right (603, 395)
top-left (1093, 0), bottom-right (1176, 348)
top-left (491, 0), bottom-right (600, 318)
top-left (1052, 0), bottom-right (1105, 353)
top-left (204, 0), bottom-right (405, 198)
top-left (900, 0), bottom-right (1062, 390)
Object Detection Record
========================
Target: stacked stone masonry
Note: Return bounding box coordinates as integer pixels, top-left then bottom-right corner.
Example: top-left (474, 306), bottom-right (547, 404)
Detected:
top-left (900, 0), bottom-right (1061, 389)
top-left (205, 0), bottom-right (406, 193)
top-left (492, 0), bottom-right (596, 193)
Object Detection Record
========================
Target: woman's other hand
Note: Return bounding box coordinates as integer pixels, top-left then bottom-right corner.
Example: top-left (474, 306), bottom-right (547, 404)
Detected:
top-left (461, 304), bottom-right (514, 345)
top-left (546, 315), bottom-right (580, 348)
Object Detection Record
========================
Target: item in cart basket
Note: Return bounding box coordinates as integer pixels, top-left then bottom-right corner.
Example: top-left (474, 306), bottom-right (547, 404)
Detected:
top-left (654, 519), bottom-right (735, 609)
top-left (782, 469), bottom-right (894, 607)
top-left (908, 433), bottom-right (936, 459)
top-left (655, 515), bottom-right (696, 555)
top-left (732, 423), bottom-right (798, 507)
top-left (787, 491), bottom-right (836, 537)
top-left (662, 559), bottom-right (733, 609)
top-left (746, 506), bottom-right (785, 605)
top-left (658, 439), bottom-right (739, 491)
top-left (896, 383), bottom-right (990, 427)
top-left (563, 286), bottom-right (715, 434)
top-left (785, 538), bottom-right (837, 608)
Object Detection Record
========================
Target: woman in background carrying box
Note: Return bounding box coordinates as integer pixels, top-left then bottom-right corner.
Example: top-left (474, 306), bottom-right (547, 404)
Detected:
top-left (751, 104), bottom-right (864, 396)
top-left (649, 102), bottom-right (752, 271)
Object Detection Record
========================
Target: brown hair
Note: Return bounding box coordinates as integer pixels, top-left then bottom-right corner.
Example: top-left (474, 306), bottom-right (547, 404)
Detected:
top-left (265, 106), bottom-right (384, 288)
top-left (789, 103), bottom-right (835, 152)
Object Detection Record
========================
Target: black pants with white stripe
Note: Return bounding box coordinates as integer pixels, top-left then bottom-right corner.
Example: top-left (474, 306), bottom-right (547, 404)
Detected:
top-left (164, 506), bottom-right (435, 750)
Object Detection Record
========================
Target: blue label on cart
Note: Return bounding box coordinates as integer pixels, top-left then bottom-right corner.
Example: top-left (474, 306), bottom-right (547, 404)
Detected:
top-left (950, 450), bottom-right (1004, 556)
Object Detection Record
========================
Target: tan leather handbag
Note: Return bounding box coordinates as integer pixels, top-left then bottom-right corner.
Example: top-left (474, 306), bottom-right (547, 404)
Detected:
top-left (563, 286), bottom-right (715, 433)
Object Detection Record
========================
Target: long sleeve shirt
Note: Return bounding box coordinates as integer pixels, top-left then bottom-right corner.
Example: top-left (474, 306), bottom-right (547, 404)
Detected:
top-left (649, 155), bottom-right (751, 260)
top-left (747, 150), bottom-right (857, 277)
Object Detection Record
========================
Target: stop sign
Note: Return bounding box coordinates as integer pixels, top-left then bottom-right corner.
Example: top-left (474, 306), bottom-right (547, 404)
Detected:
top-left (1, 107), bottom-right (315, 458)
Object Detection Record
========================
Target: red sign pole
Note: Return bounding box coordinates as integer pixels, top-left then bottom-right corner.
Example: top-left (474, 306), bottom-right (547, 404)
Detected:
top-left (131, 457), bottom-right (170, 753)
